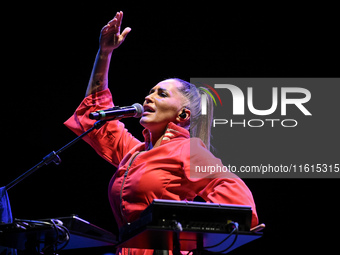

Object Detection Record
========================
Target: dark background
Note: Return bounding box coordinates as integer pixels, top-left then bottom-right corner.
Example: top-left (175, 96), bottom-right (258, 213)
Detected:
top-left (2, 2), bottom-right (339, 254)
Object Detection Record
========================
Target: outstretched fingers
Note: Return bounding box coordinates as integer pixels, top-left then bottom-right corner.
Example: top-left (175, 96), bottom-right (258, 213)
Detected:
top-left (101, 11), bottom-right (121, 34)
top-left (99, 11), bottom-right (130, 52)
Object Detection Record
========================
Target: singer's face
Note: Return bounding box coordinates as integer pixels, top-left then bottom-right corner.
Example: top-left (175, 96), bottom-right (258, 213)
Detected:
top-left (140, 79), bottom-right (187, 134)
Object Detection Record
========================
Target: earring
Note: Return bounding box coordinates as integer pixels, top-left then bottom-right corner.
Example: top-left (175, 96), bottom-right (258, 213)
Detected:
top-left (179, 109), bottom-right (187, 119)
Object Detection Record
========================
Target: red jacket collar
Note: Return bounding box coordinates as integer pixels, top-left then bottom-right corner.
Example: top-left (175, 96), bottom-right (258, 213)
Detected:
top-left (142, 122), bottom-right (190, 150)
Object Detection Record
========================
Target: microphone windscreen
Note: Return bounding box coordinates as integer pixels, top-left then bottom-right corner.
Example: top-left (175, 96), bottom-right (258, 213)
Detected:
top-left (133, 103), bottom-right (144, 118)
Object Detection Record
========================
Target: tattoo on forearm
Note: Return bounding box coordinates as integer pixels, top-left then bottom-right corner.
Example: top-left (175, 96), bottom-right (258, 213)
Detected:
top-left (92, 74), bottom-right (107, 92)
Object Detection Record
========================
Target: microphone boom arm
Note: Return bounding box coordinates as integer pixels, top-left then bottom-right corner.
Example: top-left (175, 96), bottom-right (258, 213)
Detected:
top-left (5, 120), bottom-right (107, 191)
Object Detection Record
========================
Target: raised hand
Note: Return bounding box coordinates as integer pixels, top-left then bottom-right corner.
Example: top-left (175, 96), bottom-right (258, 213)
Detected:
top-left (99, 11), bottom-right (131, 54)
top-left (85, 11), bottom-right (131, 96)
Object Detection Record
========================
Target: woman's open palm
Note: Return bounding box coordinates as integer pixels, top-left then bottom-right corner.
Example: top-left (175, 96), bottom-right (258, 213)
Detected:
top-left (99, 11), bottom-right (131, 53)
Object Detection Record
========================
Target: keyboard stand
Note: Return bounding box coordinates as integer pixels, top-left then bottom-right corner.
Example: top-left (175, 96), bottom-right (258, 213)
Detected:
top-left (118, 227), bottom-right (262, 254)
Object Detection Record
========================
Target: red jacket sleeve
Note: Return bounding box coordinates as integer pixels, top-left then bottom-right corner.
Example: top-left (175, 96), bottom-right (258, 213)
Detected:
top-left (64, 89), bottom-right (141, 168)
top-left (184, 138), bottom-right (259, 228)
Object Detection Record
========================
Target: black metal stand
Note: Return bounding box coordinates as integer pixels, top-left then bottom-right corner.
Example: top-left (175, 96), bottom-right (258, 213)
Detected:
top-left (5, 120), bottom-right (107, 191)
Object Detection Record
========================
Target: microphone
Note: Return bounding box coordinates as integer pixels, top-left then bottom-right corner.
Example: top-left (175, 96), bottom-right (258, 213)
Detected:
top-left (89, 103), bottom-right (144, 120)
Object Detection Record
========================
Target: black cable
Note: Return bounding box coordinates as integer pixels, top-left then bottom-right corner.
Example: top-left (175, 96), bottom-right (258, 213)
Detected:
top-left (55, 224), bottom-right (70, 251)
top-left (186, 222), bottom-right (239, 255)
top-left (48, 219), bottom-right (70, 254)
top-left (15, 219), bottom-right (70, 254)
top-left (203, 225), bottom-right (237, 249)
top-left (215, 228), bottom-right (238, 253)
top-left (38, 219), bottom-right (59, 254)
top-left (172, 220), bottom-right (182, 255)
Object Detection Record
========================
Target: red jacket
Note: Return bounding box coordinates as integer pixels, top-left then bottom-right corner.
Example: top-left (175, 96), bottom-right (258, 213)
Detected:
top-left (64, 89), bottom-right (259, 255)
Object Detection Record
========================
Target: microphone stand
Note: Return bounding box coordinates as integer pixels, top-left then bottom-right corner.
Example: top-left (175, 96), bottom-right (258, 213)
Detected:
top-left (5, 120), bottom-right (107, 191)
